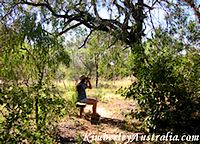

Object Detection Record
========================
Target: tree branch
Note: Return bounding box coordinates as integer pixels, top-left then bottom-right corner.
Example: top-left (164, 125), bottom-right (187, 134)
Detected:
top-left (149, 10), bottom-right (156, 31)
top-left (20, 1), bottom-right (67, 18)
top-left (92, 0), bottom-right (101, 20)
top-left (1, 2), bottom-right (19, 21)
top-left (58, 22), bottom-right (82, 36)
top-left (107, 38), bottom-right (118, 49)
top-left (78, 30), bottom-right (94, 49)
top-left (18, 0), bottom-right (145, 46)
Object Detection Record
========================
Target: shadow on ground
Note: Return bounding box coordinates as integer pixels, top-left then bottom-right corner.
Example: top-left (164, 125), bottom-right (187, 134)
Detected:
top-left (56, 115), bottom-right (141, 144)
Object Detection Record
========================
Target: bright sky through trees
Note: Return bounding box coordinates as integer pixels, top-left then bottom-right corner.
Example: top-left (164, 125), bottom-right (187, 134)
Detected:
top-left (63, 0), bottom-right (199, 43)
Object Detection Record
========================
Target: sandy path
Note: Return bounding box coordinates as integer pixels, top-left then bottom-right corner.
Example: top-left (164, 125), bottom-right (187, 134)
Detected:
top-left (57, 94), bottom-right (140, 143)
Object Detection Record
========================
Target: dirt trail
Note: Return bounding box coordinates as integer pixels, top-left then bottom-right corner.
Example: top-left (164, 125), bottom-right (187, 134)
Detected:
top-left (57, 94), bottom-right (141, 143)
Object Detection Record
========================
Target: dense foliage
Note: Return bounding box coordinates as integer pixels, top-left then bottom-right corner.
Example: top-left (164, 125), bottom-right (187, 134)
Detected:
top-left (123, 29), bottom-right (200, 134)
top-left (0, 15), bottom-right (70, 143)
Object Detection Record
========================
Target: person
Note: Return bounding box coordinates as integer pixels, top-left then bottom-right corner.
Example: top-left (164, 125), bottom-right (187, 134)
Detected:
top-left (76, 75), bottom-right (99, 117)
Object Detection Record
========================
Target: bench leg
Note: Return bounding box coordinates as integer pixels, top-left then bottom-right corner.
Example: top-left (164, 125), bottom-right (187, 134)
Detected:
top-left (80, 107), bottom-right (84, 117)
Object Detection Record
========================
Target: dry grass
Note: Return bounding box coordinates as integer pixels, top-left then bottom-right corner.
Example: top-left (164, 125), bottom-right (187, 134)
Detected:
top-left (55, 77), bottom-right (134, 102)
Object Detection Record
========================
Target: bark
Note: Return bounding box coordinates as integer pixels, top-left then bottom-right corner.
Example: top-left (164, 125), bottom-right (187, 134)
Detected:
top-left (95, 56), bottom-right (99, 88)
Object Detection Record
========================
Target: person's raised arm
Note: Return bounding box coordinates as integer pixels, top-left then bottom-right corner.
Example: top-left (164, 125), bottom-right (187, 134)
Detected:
top-left (86, 78), bottom-right (92, 89)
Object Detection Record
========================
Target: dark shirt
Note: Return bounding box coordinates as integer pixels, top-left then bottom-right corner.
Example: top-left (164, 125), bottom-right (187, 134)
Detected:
top-left (76, 82), bottom-right (87, 101)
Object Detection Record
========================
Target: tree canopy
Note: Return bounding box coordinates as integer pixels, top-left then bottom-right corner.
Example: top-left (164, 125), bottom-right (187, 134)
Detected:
top-left (1, 0), bottom-right (199, 48)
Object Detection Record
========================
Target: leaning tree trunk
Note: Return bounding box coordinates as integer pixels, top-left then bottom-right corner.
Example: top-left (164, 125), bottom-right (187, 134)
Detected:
top-left (136, 0), bottom-right (144, 43)
top-left (131, 0), bottom-right (145, 77)
top-left (94, 55), bottom-right (99, 88)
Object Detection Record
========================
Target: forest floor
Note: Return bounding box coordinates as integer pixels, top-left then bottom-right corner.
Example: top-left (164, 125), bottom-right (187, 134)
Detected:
top-left (56, 78), bottom-right (144, 144)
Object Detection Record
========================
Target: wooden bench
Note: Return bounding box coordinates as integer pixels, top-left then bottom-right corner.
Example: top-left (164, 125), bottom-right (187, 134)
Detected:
top-left (76, 102), bottom-right (86, 108)
top-left (76, 102), bottom-right (86, 117)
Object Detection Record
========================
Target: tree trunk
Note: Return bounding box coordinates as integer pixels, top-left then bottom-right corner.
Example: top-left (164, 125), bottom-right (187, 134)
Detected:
top-left (136, 0), bottom-right (144, 42)
top-left (95, 56), bottom-right (99, 88)
top-left (131, 0), bottom-right (145, 77)
top-left (36, 69), bottom-right (44, 130)
top-left (35, 96), bottom-right (39, 126)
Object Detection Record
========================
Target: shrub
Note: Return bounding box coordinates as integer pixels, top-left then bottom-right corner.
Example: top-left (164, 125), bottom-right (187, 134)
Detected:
top-left (123, 31), bottom-right (200, 134)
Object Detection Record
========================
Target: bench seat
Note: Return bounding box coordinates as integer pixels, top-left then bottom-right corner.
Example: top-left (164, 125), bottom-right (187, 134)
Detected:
top-left (76, 102), bottom-right (86, 108)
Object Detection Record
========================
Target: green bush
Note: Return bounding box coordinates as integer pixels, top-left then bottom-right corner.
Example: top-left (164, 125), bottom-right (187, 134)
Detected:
top-left (0, 14), bottom-right (70, 143)
top-left (123, 31), bottom-right (200, 134)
